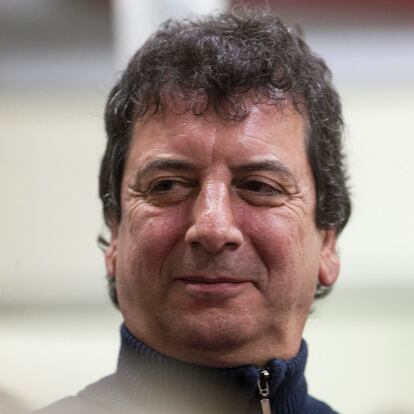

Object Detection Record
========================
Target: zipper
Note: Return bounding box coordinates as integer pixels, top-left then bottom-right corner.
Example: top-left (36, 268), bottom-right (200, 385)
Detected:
top-left (257, 368), bottom-right (271, 414)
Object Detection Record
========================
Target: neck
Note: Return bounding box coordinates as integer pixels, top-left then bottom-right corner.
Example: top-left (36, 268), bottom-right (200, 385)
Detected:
top-left (116, 324), bottom-right (310, 414)
top-left (123, 319), bottom-right (305, 368)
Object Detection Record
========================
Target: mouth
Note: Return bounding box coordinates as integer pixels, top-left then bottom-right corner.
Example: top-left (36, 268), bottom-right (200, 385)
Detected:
top-left (179, 275), bottom-right (246, 284)
top-left (177, 275), bottom-right (252, 299)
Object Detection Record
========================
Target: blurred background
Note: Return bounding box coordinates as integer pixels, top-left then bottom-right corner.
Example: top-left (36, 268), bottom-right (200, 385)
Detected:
top-left (1, 0), bottom-right (413, 412)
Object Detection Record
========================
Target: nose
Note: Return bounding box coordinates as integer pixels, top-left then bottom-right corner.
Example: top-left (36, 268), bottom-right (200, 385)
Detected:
top-left (185, 182), bottom-right (243, 254)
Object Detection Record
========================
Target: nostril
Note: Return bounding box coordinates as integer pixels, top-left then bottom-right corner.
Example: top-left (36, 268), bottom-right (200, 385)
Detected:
top-left (184, 194), bottom-right (244, 253)
top-left (189, 238), bottom-right (240, 253)
top-left (225, 242), bottom-right (239, 251)
top-left (190, 241), bottom-right (202, 249)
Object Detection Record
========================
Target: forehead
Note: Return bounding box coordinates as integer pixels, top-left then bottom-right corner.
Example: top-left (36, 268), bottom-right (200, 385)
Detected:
top-left (127, 103), bottom-right (309, 170)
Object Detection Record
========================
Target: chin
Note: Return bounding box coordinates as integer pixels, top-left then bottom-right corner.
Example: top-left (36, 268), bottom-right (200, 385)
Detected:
top-left (164, 308), bottom-right (264, 354)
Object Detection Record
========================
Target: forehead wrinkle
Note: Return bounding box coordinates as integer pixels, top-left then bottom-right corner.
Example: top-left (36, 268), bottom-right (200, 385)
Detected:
top-left (146, 112), bottom-right (224, 165)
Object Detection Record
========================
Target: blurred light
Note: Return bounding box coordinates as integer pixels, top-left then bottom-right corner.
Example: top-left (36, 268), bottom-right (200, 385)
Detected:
top-left (112, 0), bottom-right (225, 72)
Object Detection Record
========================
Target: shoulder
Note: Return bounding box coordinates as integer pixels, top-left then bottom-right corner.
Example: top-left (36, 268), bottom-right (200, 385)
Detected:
top-left (305, 395), bottom-right (340, 414)
top-left (33, 375), bottom-right (138, 414)
top-left (34, 395), bottom-right (105, 414)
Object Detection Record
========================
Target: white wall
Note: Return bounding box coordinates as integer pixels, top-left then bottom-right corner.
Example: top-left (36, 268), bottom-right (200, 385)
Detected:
top-left (113, 0), bottom-right (225, 71)
top-left (0, 91), bottom-right (108, 306)
top-left (340, 84), bottom-right (414, 287)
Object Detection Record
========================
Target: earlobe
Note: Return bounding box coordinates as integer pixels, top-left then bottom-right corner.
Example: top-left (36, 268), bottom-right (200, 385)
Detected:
top-left (104, 222), bottom-right (119, 278)
top-left (318, 229), bottom-right (340, 287)
top-left (105, 240), bottom-right (117, 278)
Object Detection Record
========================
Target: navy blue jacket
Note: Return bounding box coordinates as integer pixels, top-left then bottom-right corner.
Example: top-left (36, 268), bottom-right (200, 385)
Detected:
top-left (36, 324), bottom-right (338, 414)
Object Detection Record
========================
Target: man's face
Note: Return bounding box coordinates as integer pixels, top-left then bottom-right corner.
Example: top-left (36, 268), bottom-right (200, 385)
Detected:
top-left (106, 102), bottom-right (339, 366)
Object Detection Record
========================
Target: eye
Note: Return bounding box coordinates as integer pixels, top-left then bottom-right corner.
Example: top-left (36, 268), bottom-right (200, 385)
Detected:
top-left (237, 179), bottom-right (281, 195)
top-left (236, 178), bottom-right (287, 207)
top-left (145, 178), bottom-right (196, 205)
top-left (150, 179), bottom-right (183, 193)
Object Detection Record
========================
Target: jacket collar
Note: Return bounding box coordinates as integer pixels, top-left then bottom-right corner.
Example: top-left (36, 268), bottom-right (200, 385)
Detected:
top-left (116, 323), bottom-right (308, 414)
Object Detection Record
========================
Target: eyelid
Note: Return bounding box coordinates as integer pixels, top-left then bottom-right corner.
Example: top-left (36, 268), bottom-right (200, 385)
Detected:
top-left (130, 174), bottom-right (192, 191)
top-left (135, 177), bottom-right (197, 207)
top-left (235, 176), bottom-right (284, 192)
top-left (149, 177), bottom-right (194, 191)
top-left (234, 177), bottom-right (289, 207)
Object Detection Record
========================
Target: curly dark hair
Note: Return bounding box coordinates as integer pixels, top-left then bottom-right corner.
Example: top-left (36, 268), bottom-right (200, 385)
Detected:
top-left (99, 9), bottom-right (351, 307)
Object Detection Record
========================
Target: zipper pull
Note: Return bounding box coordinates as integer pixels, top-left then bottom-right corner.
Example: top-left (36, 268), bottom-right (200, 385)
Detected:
top-left (257, 368), bottom-right (271, 414)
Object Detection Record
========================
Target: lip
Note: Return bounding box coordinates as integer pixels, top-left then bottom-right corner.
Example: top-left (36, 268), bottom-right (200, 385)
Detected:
top-left (176, 275), bottom-right (251, 299)
top-left (178, 275), bottom-right (247, 284)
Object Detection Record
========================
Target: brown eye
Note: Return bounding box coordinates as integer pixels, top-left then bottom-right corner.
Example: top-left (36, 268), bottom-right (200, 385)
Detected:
top-left (151, 179), bottom-right (181, 193)
top-left (236, 178), bottom-right (287, 207)
top-left (146, 178), bottom-right (195, 206)
top-left (238, 180), bottom-right (281, 195)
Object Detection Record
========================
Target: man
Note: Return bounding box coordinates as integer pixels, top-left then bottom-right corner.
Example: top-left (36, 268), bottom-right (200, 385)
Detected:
top-left (38, 9), bottom-right (350, 414)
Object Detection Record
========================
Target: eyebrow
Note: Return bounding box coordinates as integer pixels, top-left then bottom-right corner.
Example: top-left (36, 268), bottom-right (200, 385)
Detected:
top-left (232, 160), bottom-right (296, 182)
top-left (134, 158), bottom-right (297, 185)
top-left (137, 159), bottom-right (196, 180)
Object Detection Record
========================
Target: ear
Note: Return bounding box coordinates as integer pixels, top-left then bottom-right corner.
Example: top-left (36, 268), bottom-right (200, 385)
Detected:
top-left (104, 222), bottom-right (119, 278)
top-left (318, 229), bottom-right (340, 287)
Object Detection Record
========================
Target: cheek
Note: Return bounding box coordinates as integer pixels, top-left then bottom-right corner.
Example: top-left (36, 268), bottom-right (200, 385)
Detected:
top-left (241, 209), bottom-right (318, 300)
top-left (120, 205), bottom-right (190, 278)
top-left (243, 209), bottom-right (301, 268)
